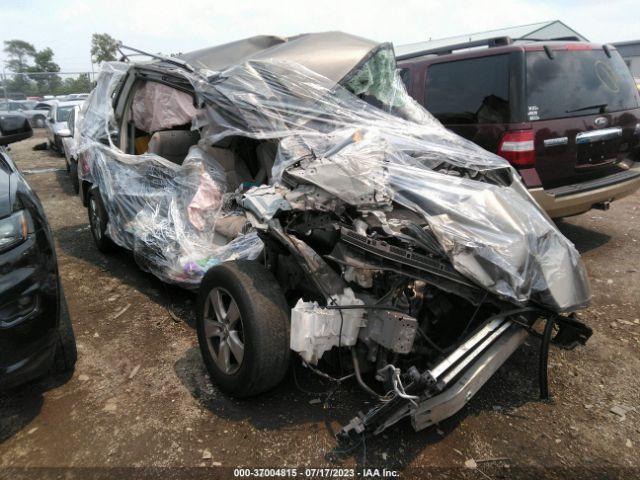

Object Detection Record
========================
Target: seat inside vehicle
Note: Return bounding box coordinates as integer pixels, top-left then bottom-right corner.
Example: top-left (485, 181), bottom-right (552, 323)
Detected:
top-left (147, 130), bottom-right (199, 164)
top-left (124, 79), bottom-right (279, 189)
top-left (124, 80), bottom-right (200, 165)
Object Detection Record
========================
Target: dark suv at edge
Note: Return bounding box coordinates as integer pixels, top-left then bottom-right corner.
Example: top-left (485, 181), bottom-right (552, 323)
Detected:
top-left (398, 39), bottom-right (640, 218)
top-left (0, 113), bottom-right (77, 389)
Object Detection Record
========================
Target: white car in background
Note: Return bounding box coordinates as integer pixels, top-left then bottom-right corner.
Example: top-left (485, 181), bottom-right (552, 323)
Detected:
top-left (45, 100), bottom-right (83, 153)
top-left (61, 104), bottom-right (82, 193)
top-left (21, 101), bottom-right (55, 128)
top-left (1, 100), bottom-right (55, 128)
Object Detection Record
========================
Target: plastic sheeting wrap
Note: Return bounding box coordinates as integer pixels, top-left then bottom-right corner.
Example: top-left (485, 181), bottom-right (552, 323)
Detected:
top-left (76, 43), bottom-right (590, 311)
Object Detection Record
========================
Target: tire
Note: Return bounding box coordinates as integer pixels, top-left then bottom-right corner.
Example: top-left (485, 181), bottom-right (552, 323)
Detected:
top-left (88, 188), bottom-right (116, 253)
top-left (33, 116), bottom-right (45, 128)
top-left (70, 159), bottom-right (80, 194)
top-left (53, 288), bottom-right (77, 374)
top-left (55, 137), bottom-right (65, 157)
top-left (196, 260), bottom-right (290, 397)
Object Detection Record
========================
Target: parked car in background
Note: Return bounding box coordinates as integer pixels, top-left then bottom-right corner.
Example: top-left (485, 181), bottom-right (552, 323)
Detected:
top-left (45, 100), bottom-right (83, 153)
top-left (2, 100), bottom-right (53, 129)
top-left (17, 101), bottom-right (54, 129)
top-left (61, 105), bottom-right (81, 193)
top-left (18, 100), bottom-right (38, 110)
top-left (398, 39), bottom-right (640, 218)
top-left (65, 93), bottom-right (90, 101)
top-left (0, 113), bottom-right (77, 389)
top-left (0, 100), bottom-right (28, 114)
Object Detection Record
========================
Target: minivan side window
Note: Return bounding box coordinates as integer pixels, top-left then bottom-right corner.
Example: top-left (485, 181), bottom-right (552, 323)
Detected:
top-left (425, 54), bottom-right (511, 124)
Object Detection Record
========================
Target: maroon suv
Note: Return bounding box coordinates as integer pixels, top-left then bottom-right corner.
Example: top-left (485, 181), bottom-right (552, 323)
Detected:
top-left (398, 39), bottom-right (640, 217)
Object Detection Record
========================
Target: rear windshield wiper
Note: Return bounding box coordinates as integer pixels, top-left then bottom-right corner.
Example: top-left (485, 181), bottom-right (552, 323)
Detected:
top-left (566, 103), bottom-right (607, 114)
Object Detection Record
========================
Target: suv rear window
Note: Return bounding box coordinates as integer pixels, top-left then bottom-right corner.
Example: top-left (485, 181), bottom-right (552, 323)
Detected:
top-left (526, 49), bottom-right (639, 121)
top-left (425, 54), bottom-right (510, 124)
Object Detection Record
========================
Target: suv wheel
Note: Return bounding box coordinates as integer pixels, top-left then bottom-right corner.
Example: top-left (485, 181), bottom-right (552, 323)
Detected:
top-left (196, 260), bottom-right (290, 397)
top-left (53, 289), bottom-right (77, 374)
top-left (88, 188), bottom-right (116, 253)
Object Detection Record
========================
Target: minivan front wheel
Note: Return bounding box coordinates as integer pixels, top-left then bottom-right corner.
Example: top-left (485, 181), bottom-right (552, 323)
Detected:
top-left (88, 188), bottom-right (116, 253)
top-left (196, 260), bottom-right (290, 397)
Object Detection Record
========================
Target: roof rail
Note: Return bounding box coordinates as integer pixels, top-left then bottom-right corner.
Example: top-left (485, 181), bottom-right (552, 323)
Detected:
top-left (396, 34), bottom-right (585, 61)
top-left (396, 36), bottom-right (513, 60)
top-left (116, 44), bottom-right (195, 73)
top-left (515, 35), bottom-right (582, 42)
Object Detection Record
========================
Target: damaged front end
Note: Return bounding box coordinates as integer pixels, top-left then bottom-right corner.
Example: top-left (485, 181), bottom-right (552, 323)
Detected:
top-left (248, 184), bottom-right (591, 442)
top-left (76, 33), bottom-right (593, 441)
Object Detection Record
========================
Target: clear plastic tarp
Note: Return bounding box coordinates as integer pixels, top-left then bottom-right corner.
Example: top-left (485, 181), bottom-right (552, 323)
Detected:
top-left (75, 42), bottom-right (590, 312)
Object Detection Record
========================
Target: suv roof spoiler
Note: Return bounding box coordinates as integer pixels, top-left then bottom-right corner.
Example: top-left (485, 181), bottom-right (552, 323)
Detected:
top-left (396, 35), bottom-right (583, 61)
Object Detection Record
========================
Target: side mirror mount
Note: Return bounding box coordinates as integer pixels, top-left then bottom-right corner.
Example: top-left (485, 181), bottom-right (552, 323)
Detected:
top-left (0, 114), bottom-right (33, 146)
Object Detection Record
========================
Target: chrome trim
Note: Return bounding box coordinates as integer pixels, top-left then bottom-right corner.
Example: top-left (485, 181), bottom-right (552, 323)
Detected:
top-left (544, 137), bottom-right (568, 147)
top-left (576, 127), bottom-right (622, 144)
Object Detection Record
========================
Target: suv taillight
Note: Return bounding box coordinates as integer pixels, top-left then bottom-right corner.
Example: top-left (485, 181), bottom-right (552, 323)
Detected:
top-left (498, 130), bottom-right (536, 167)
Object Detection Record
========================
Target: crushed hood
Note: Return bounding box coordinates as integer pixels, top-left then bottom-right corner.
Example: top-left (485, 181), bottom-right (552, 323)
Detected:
top-left (177, 32), bottom-right (382, 85)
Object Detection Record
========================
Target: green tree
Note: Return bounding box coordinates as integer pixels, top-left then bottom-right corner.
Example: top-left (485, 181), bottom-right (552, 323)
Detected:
top-left (3, 39), bottom-right (36, 94)
top-left (72, 73), bottom-right (92, 93)
top-left (55, 73), bottom-right (92, 95)
top-left (28, 47), bottom-right (61, 94)
top-left (91, 33), bottom-right (119, 64)
top-left (4, 39), bottom-right (36, 72)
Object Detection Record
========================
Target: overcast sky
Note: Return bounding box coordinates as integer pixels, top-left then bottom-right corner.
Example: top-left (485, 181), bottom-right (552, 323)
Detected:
top-left (1, 0), bottom-right (638, 73)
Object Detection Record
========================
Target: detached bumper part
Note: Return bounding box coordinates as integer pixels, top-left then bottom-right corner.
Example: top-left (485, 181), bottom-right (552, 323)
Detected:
top-left (339, 318), bottom-right (528, 440)
top-left (411, 322), bottom-right (528, 430)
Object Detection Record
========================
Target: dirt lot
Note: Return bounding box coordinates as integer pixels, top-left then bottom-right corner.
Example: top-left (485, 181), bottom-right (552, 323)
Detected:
top-left (0, 130), bottom-right (639, 479)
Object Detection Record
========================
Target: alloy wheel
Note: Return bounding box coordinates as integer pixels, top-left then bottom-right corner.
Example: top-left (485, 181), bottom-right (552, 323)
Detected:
top-left (203, 287), bottom-right (245, 374)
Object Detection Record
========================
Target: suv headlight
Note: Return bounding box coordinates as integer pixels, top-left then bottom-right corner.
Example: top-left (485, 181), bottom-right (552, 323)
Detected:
top-left (0, 211), bottom-right (29, 251)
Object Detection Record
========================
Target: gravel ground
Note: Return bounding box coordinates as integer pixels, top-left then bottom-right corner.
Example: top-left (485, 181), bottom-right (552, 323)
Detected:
top-left (0, 131), bottom-right (639, 479)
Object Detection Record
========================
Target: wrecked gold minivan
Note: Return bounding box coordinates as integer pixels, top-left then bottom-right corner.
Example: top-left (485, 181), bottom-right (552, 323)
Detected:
top-left (75, 32), bottom-right (592, 441)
